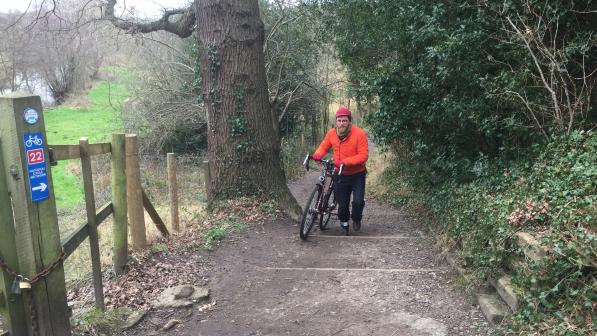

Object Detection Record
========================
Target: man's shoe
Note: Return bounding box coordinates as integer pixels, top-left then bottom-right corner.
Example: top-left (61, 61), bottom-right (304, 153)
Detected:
top-left (340, 222), bottom-right (349, 236)
top-left (353, 220), bottom-right (361, 231)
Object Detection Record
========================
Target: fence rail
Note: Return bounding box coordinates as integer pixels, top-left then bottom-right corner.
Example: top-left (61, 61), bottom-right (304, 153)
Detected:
top-left (60, 202), bottom-right (113, 259)
top-left (49, 143), bottom-right (111, 161)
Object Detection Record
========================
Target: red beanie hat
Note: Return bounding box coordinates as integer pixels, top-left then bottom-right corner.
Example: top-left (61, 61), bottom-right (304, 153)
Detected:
top-left (336, 106), bottom-right (352, 118)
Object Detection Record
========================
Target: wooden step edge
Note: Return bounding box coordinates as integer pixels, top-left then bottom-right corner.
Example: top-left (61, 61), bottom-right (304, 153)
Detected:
top-left (476, 292), bottom-right (512, 326)
top-left (489, 274), bottom-right (520, 311)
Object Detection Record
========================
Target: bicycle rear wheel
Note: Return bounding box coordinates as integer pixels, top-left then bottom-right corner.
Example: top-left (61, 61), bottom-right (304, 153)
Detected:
top-left (319, 190), bottom-right (336, 230)
top-left (300, 186), bottom-right (320, 240)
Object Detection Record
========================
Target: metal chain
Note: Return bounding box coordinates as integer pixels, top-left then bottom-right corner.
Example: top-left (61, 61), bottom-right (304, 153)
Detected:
top-left (29, 249), bottom-right (66, 285)
top-left (0, 253), bottom-right (19, 278)
top-left (0, 249), bottom-right (65, 336)
top-left (0, 249), bottom-right (65, 284)
top-left (25, 290), bottom-right (38, 336)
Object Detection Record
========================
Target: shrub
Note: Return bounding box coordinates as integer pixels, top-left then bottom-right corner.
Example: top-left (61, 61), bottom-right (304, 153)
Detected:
top-left (379, 131), bottom-right (596, 334)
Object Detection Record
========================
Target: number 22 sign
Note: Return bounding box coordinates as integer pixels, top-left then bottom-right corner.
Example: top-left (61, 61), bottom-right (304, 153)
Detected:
top-left (27, 148), bottom-right (45, 164)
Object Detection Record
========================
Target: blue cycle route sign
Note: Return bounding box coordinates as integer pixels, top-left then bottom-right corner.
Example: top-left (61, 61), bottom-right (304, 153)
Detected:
top-left (23, 132), bottom-right (50, 202)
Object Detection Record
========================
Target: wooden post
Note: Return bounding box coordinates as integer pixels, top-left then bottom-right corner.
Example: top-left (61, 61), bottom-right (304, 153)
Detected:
top-left (111, 133), bottom-right (128, 274)
top-left (125, 135), bottom-right (146, 251)
top-left (167, 153), bottom-right (179, 232)
top-left (0, 139), bottom-right (28, 336)
top-left (0, 95), bottom-right (71, 335)
top-left (79, 138), bottom-right (105, 311)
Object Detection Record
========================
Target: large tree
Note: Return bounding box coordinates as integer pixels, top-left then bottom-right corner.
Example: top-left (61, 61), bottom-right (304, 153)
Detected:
top-left (105, 0), bottom-right (302, 219)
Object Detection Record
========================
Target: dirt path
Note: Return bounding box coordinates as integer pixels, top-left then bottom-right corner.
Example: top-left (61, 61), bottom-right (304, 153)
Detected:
top-left (120, 171), bottom-right (494, 336)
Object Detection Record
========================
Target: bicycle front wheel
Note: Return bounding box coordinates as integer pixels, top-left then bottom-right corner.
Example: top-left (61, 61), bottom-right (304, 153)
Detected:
top-left (319, 190), bottom-right (336, 230)
top-left (300, 186), bottom-right (321, 240)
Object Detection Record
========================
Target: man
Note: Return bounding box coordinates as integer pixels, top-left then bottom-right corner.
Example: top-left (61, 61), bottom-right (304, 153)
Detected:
top-left (312, 106), bottom-right (369, 233)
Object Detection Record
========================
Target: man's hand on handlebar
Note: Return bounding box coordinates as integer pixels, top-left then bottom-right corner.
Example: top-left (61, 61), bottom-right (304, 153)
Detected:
top-left (303, 153), bottom-right (345, 175)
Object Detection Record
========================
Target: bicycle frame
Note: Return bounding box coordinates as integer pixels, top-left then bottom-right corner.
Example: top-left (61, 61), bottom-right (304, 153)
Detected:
top-left (303, 155), bottom-right (343, 216)
top-left (299, 154), bottom-right (344, 239)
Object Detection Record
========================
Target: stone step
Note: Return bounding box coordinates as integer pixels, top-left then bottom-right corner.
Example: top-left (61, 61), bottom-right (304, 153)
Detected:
top-left (515, 232), bottom-right (547, 263)
top-left (489, 275), bottom-right (519, 311)
top-left (476, 291), bottom-right (511, 326)
top-left (443, 252), bottom-right (466, 276)
top-left (504, 255), bottom-right (525, 272)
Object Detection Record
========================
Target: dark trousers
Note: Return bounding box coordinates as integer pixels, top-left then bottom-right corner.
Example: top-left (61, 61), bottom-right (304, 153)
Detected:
top-left (334, 170), bottom-right (366, 223)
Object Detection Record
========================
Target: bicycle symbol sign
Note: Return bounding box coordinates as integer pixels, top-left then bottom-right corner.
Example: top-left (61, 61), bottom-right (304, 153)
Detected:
top-left (23, 132), bottom-right (50, 202)
top-left (25, 134), bottom-right (43, 147)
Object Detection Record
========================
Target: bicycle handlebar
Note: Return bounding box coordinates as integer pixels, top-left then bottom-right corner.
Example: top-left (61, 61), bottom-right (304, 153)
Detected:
top-left (303, 153), bottom-right (344, 175)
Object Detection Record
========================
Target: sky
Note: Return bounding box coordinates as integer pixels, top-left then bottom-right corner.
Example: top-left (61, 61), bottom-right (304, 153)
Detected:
top-left (0, 0), bottom-right (191, 17)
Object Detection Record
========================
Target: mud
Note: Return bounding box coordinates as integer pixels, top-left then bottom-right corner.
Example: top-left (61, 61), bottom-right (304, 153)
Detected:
top-left (118, 171), bottom-right (493, 336)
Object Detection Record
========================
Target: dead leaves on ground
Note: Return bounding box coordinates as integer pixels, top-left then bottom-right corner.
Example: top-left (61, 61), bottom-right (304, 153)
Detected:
top-left (68, 196), bottom-right (279, 313)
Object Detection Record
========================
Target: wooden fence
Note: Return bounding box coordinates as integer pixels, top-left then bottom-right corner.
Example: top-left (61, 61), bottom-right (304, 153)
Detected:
top-left (0, 95), bottom-right (171, 336)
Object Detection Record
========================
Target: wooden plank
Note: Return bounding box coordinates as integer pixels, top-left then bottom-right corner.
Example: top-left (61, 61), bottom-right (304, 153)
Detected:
top-left (111, 134), bottom-right (128, 274)
top-left (125, 135), bottom-right (147, 251)
top-left (141, 189), bottom-right (170, 237)
top-left (48, 144), bottom-right (79, 160)
top-left (167, 153), bottom-right (180, 232)
top-left (61, 203), bottom-right (113, 259)
top-left (88, 143), bottom-right (112, 156)
top-left (0, 137), bottom-right (28, 336)
top-left (0, 96), bottom-right (71, 335)
top-left (61, 223), bottom-right (89, 259)
top-left (79, 138), bottom-right (105, 311)
top-left (49, 143), bottom-right (111, 161)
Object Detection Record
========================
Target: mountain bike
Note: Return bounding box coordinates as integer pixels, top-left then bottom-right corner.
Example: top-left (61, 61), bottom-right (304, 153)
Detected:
top-left (299, 154), bottom-right (344, 240)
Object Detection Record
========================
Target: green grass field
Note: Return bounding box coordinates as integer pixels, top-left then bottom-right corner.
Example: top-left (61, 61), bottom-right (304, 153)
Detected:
top-left (45, 66), bottom-right (130, 209)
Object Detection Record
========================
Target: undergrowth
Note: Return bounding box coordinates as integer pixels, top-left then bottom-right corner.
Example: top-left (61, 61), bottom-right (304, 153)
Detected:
top-left (72, 307), bottom-right (133, 335)
top-left (281, 125), bottom-right (319, 179)
top-left (379, 131), bottom-right (596, 335)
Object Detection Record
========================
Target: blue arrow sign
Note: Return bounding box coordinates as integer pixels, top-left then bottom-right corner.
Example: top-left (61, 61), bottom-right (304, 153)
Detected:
top-left (23, 132), bottom-right (50, 202)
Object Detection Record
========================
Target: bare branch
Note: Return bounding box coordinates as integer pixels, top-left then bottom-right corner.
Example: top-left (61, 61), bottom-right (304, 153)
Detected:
top-left (278, 80), bottom-right (305, 123)
top-left (264, 12), bottom-right (303, 52)
top-left (103, 0), bottom-right (196, 38)
top-left (507, 16), bottom-right (563, 128)
top-left (506, 90), bottom-right (550, 141)
top-left (570, 9), bottom-right (597, 14)
top-left (270, 61), bottom-right (285, 103)
top-left (4, 0), bottom-right (33, 30)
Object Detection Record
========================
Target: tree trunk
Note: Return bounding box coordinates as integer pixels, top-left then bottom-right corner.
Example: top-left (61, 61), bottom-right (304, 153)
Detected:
top-left (195, 0), bottom-right (301, 220)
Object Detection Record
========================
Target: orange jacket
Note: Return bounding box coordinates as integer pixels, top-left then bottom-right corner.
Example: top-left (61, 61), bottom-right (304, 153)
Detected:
top-left (314, 126), bottom-right (369, 175)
